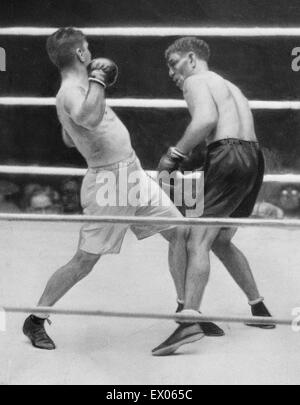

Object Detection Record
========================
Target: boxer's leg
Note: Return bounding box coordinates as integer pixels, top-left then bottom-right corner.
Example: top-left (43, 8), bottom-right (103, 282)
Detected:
top-left (212, 228), bottom-right (260, 301)
top-left (37, 249), bottom-right (100, 308)
top-left (184, 226), bottom-right (220, 310)
top-left (160, 226), bottom-right (188, 304)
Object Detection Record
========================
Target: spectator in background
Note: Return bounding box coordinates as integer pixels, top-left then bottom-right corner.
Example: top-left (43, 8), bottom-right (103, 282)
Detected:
top-left (20, 183), bottom-right (44, 211)
top-left (60, 178), bottom-right (81, 214)
top-left (24, 185), bottom-right (62, 214)
top-left (279, 186), bottom-right (300, 217)
top-left (44, 186), bottom-right (62, 212)
top-left (0, 180), bottom-right (21, 213)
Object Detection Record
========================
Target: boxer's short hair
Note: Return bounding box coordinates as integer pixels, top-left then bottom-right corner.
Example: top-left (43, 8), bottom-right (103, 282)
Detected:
top-left (46, 27), bottom-right (86, 69)
top-left (165, 37), bottom-right (210, 62)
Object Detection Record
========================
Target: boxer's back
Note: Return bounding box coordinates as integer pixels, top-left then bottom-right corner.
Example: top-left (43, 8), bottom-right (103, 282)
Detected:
top-left (56, 82), bottom-right (133, 167)
top-left (200, 71), bottom-right (257, 145)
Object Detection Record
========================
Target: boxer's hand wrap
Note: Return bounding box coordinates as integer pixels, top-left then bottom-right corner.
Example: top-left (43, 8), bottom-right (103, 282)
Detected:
top-left (157, 147), bottom-right (189, 173)
top-left (88, 73), bottom-right (106, 89)
top-left (88, 58), bottom-right (118, 89)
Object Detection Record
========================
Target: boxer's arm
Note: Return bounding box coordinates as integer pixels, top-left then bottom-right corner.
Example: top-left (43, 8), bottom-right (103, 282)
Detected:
top-left (62, 128), bottom-right (75, 148)
top-left (175, 76), bottom-right (218, 154)
top-left (63, 84), bottom-right (106, 130)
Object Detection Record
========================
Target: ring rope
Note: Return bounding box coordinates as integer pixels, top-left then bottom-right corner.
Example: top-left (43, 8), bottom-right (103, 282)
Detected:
top-left (0, 165), bottom-right (299, 184)
top-left (0, 165), bottom-right (87, 177)
top-left (1, 98), bottom-right (300, 110)
top-left (1, 27), bottom-right (300, 37)
top-left (1, 305), bottom-right (291, 326)
top-left (0, 213), bottom-right (299, 228)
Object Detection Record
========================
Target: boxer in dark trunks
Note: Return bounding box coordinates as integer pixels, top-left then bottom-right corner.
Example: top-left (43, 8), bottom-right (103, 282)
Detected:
top-left (153, 37), bottom-right (275, 356)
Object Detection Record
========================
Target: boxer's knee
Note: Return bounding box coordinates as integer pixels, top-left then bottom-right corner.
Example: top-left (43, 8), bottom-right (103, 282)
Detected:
top-left (186, 233), bottom-right (210, 264)
top-left (70, 249), bottom-right (100, 282)
top-left (187, 226), bottom-right (218, 253)
top-left (212, 228), bottom-right (236, 258)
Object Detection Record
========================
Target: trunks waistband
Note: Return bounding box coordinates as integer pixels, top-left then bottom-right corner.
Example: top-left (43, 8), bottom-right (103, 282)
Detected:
top-left (88, 150), bottom-right (137, 172)
top-left (207, 138), bottom-right (259, 152)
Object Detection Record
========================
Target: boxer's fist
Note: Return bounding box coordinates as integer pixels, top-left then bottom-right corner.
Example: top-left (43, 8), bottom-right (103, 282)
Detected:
top-left (157, 147), bottom-right (188, 173)
top-left (88, 58), bottom-right (118, 88)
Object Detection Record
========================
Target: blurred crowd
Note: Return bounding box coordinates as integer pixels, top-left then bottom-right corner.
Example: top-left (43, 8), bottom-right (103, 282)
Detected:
top-left (0, 177), bottom-right (299, 218)
top-left (0, 178), bottom-right (82, 214)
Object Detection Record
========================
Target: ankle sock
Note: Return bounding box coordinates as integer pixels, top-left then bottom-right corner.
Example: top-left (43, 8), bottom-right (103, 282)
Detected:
top-left (248, 296), bottom-right (264, 306)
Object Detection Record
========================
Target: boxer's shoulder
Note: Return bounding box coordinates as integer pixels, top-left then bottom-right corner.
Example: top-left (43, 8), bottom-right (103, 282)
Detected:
top-left (183, 72), bottom-right (222, 97)
top-left (57, 83), bottom-right (87, 113)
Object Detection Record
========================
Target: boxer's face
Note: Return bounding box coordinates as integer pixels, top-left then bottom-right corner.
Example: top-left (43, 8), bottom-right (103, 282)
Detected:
top-left (167, 52), bottom-right (194, 90)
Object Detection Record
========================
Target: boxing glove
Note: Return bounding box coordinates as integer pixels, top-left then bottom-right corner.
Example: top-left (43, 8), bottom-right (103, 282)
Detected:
top-left (88, 58), bottom-right (118, 88)
top-left (157, 147), bottom-right (189, 173)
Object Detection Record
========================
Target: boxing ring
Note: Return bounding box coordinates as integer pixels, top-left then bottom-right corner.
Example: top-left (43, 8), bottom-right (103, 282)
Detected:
top-left (0, 25), bottom-right (300, 385)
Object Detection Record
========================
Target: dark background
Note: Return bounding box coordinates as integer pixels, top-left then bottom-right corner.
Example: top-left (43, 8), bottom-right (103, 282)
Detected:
top-left (0, 0), bottom-right (300, 171)
top-left (2, 0), bottom-right (300, 26)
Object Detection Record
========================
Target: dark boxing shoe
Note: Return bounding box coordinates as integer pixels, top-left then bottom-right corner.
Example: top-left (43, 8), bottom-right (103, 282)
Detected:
top-left (246, 301), bottom-right (276, 329)
top-left (23, 315), bottom-right (56, 350)
top-left (152, 322), bottom-right (204, 356)
top-left (176, 302), bottom-right (184, 313)
top-left (176, 303), bottom-right (224, 337)
top-left (200, 319), bottom-right (225, 337)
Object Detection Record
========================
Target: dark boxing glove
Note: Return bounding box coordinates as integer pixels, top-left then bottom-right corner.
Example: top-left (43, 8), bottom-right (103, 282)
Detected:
top-left (88, 58), bottom-right (118, 88)
top-left (157, 147), bottom-right (189, 173)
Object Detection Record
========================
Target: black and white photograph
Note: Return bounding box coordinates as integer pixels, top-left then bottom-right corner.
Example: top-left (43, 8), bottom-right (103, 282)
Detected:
top-left (0, 0), bottom-right (300, 386)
